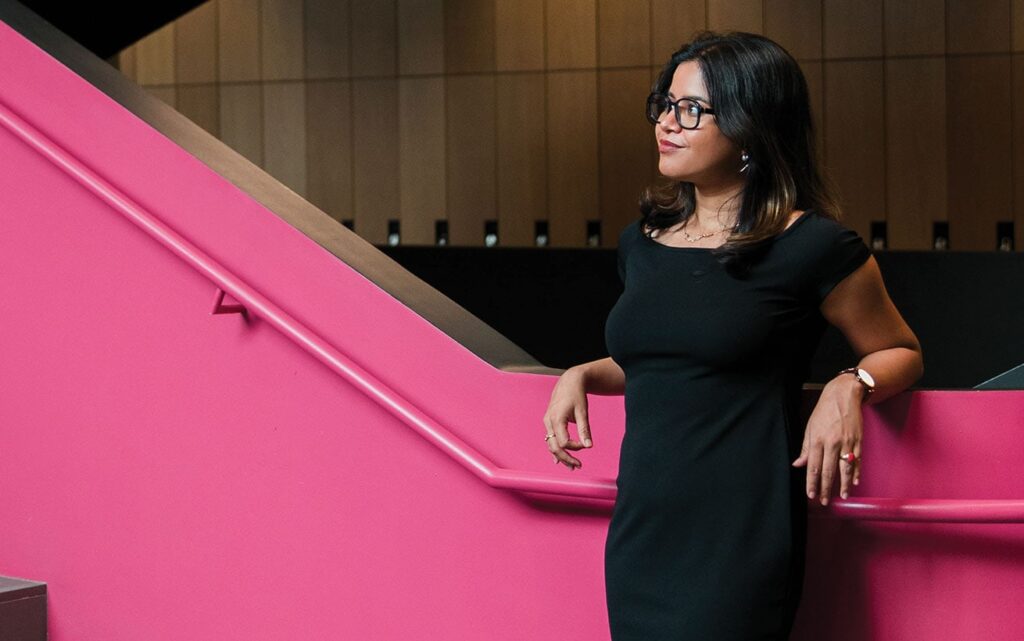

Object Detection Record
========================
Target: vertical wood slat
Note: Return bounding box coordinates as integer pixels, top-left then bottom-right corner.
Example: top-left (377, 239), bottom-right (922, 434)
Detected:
top-left (884, 0), bottom-right (945, 56)
top-left (306, 80), bottom-right (354, 223)
top-left (885, 58), bottom-right (946, 250)
top-left (219, 83), bottom-right (264, 166)
top-left (444, 0), bottom-right (496, 73)
top-left (547, 70), bottom-right (599, 246)
top-left (946, 56), bottom-right (1013, 250)
top-left (495, 0), bottom-right (545, 71)
top-left (136, 22), bottom-right (175, 86)
top-left (146, 86), bottom-right (178, 110)
top-left (261, 0), bottom-right (305, 80)
top-left (217, 0), bottom-right (260, 82)
top-left (398, 0), bottom-right (445, 75)
top-left (546, 0), bottom-right (597, 69)
top-left (1016, 0), bottom-right (1024, 51)
top-left (305, 0), bottom-right (351, 79)
top-left (946, 0), bottom-right (1011, 54)
top-left (177, 85), bottom-right (220, 137)
top-left (351, 0), bottom-right (397, 77)
top-left (263, 82), bottom-right (307, 197)
top-left (1014, 54), bottom-right (1024, 250)
top-left (824, 60), bottom-right (885, 238)
top-left (353, 79), bottom-right (400, 243)
top-left (175, 2), bottom-right (217, 84)
top-left (598, 0), bottom-right (651, 67)
top-left (599, 69), bottom-right (654, 247)
top-left (650, 0), bottom-right (706, 64)
top-left (707, 0), bottom-right (763, 34)
top-left (800, 61), bottom-right (825, 163)
top-left (118, 46), bottom-right (138, 83)
top-left (764, 0), bottom-right (822, 61)
top-left (446, 75), bottom-right (497, 245)
top-left (399, 77), bottom-right (446, 245)
top-left (823, 0), bottom-right (883, 59)
top-left (496, 73), bottom-right (547, 246)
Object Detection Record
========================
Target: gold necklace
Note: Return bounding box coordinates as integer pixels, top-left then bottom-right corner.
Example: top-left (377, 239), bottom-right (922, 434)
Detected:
top-left (681, 217), bottom-right (735, 243)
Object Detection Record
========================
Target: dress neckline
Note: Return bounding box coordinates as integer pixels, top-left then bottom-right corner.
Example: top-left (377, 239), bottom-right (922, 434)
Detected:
top-left (639, 210), bottom-right (814, 252)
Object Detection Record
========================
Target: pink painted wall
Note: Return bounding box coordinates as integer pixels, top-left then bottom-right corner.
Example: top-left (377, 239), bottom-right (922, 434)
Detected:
top-left (1, 18), bottom-right (1022, 640)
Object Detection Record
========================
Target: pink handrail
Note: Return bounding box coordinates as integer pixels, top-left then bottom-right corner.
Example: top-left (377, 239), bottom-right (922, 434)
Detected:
top-left (2, 99), bottom-right (1022, 522)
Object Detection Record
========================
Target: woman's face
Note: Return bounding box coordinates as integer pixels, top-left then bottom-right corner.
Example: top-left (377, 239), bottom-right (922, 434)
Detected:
top-left (655, 61), bottom-right (743, 186)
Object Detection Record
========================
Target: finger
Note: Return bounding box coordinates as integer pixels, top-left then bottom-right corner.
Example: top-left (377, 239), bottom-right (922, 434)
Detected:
top-left (853, 442), bottom-right (862, 486)
top-left (819, 440), bottom-right (841, 505)
top-left (806, 438), bottom-right (823, 500)
top-left (839, 441), bottom-right (856, 499)
top-left (792, 430), bottom-right (810, 467)
top-left (549, 416), bottom-right (582, 469)
top-left (575, 405), bottom-right (593, 448)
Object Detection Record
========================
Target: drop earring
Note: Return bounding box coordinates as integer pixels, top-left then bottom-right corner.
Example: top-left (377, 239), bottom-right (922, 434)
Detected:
top-left (740, 151), bottom-right (750, 173)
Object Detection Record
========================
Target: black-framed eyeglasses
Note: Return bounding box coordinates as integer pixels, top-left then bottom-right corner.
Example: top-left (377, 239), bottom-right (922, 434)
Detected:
top-left (646, 93), bottom-right (715, 130)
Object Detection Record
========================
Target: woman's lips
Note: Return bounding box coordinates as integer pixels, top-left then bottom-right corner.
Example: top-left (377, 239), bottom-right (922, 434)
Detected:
top-left (658, 140), bottom-right (682, 152)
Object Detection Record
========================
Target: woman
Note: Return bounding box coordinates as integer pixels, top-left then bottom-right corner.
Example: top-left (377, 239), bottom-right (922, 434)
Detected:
top-left (542, 32), bottom-right (923, 640)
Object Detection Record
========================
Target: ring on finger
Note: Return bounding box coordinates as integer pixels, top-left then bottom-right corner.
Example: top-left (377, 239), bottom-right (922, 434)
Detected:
top-left (544, 433), bottom-right (555, 441)
top-left (839, 452), bottom-right (860, 464)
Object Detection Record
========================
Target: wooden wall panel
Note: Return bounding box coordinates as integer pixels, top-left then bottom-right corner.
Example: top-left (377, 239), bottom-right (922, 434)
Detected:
top-left (707, 0), bottom-right (762, 34)
top-left (884, 0), bottom-right (945, 56)
top-left (496, 73), bottom-right (547, 246)
top-left (352, 79), bottom-right (400, 243)
top-left (118, 46), bottom-right (137, 83)
top-left (1016, 0), bottom-right (1024, 50)
top-left (546, 0), bottom-right (597, 69)
top-left (599, 69), bottom-right (654, 247)
top-left (1014, 55), bottom-right (1024, 249)
top-left (146, 86), bottom-right (177, 109)
top-left (546, 71), bottom-right (599, 246)
top-left (398, 77), bottom-right (446, 245)
top-left (824, 61), bottom-right (885, 237)
top-left (495, 0), bottom-right (545, 71)
top-left (262, 0), bottom-right (305, 80)
top-left (444, 0), bottom-right (496, 73)
top-left (800, 61), bottom-right (825, 161)
top-left (885, 58), bottom-right (946, 250)
top-left (136, 23), bottom-right (175, 86)
top-left (177, 84), bottom-right (220, 137)
top-left (305, 80), bottom-right (353, 223)
top-left (650, 0), bottom-right (705, 63)
top-left (219, 83), bottom-right (263, 166)
top-left (764, 0), bottom-right (822, 61)
top-left (263, 82), bottom-right (307, 197)
top-left (824, 0), bottom-right (882, 59)
top-left (598, 0), bottom-right (650, 67)
top-left (351, 0), bottom-right (397, 77)
top-left (305, 0), bottom-right (351, 79)
top-left (217, 0), bottom-right (260, 82)
top-left (398, 0), bottom-right (445, 75)
top-left (446, 76), bottom-right (497, 245)
top-left (946, 56), bottom-right (1013, 250)
top-left (947, 0), bottom-right (1011, 54)
top-left (175, 2), bottom-right (217, 84)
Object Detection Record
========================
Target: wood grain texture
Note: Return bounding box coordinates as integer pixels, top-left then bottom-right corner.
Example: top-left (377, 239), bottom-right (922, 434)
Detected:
top-left (824, 0), bottom-right (883, 59)
top-left (707, 0), bottom-right (762, 34)
top-left (175, 2), bottom-right (217, 84)
top-left (146, 86), bottom-right (177, 109)
top-left (799, 61), bottom-right (825, 163)
top-left (136, 22), bottom-right (175, 86)
top-left (306, 80), bottom-right (353, 223)
top-left (947, 0), bottom-right (1011, 54)
top-left (495, 0), bottom-right (545, 71)
top-left (261, 0), bottom-right (305, 80)
top-left (177, 84), bottom-right (220, 137)
top-left (598, 0), bottom-right (651, 67)
top-left (1014, 54), bottom-right (1024, 249)
top-left (219, 83), bottom-right (263, 165)
top-left (885, 58), bottom-right (946, 250)
top-left (1016, 0), bottom-right (1024, 51)
top-left (263, 82), bottom-right (307, 196)
top-left (399, 77), bottom-right (446, 245)
top-left (946, 56), bottom-right (1013, 250)
top-left (496, 73), bottom-right (548, 246)
top-left (824, 60), bottom-right (885, 237)
top-left (599, 69), bottom-right (654, 246)
top-left (650, 0), bottom-right (706, 64)
top-left (351, 0), bottom-right (397, 77)
top-left (444, 0), bottom-right (496, 73)
top-left (353, 79), bottom-right (400, 243)
top-left (305, 0), bottom-right (351, 79)
top-left (398, 0), bottom-right (445, 75)
top-left (884, 0), bottom-right (945, 56)
top-left (546, 0), bottom-right (597, 69)
top-left (546, 70), bottom-right (599, 246)
top-left (446, 75), bottom-right (498, 245)
top-left (764, 0), bottom-right (822, 61)
top-left (217, 0), bottom-right (260, 82)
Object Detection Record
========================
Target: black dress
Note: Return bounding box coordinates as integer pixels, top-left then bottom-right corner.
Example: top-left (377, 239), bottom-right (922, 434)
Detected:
top-left (603, 211), bottom-right (870, 640)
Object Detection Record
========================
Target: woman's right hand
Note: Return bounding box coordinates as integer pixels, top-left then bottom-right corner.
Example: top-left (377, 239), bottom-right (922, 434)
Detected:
top-left (543, 366), bottom-right (593, 470)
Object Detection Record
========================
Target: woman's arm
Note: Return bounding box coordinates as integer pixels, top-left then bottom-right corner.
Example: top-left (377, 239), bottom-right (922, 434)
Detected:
top-left (542, 357), bottom-right (625, 469)
top-left (571, 356), bottom-right (627, 396)
top-left (792, 256), bottom-right (924, 504)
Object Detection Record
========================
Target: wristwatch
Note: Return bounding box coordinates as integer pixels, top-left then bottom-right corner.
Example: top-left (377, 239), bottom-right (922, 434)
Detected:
top-left (838, 367), bottom-right (875, 401)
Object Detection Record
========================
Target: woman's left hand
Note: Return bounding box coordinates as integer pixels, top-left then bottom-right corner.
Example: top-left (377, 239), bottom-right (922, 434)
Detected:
top-left (791, 375), bottom-right (866, 505)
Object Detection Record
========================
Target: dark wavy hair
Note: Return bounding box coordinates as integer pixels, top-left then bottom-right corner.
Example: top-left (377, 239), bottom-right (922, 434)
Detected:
top-left (641, 31), bottom-right (841, 275)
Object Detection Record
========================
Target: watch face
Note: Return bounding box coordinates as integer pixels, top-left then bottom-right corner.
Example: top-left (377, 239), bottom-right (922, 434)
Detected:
top-left (857, 368), bottom-right (876, 388)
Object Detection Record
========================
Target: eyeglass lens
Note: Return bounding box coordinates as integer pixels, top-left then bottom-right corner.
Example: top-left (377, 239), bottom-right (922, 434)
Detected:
top-left (647, 95), bottom-right (701, 129)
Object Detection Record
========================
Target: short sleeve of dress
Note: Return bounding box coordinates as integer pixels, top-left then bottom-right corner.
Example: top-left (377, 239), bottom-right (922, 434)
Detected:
top-left (806, 217), bottom-right (871, 304)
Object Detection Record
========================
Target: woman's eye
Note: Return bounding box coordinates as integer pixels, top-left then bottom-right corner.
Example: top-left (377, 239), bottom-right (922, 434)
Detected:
top-left (684, 103), bottom-right (700, 116)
